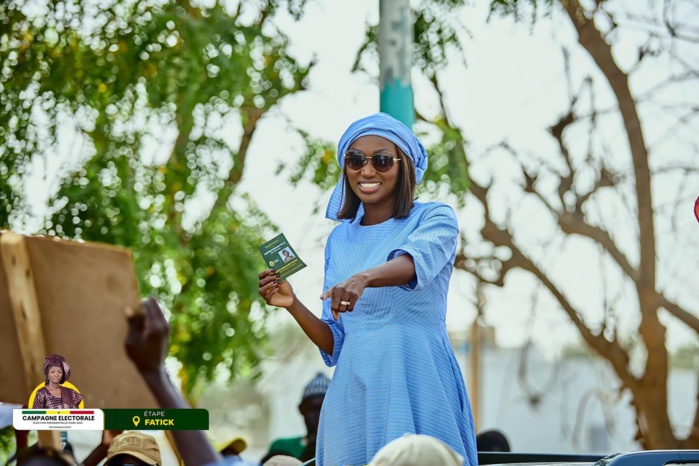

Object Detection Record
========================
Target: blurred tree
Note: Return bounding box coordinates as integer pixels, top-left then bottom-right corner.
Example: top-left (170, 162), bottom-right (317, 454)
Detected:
top-left (288, 0), bottom-right (699, 450)
top-left (0, 426), bottom-right (13, 465)
top-left (0, 0), bottom-right (310, 395)
top-left (457, 0), bottom-right (699, 449)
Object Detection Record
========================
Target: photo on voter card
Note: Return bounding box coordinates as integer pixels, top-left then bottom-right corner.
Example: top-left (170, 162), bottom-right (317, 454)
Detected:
top-left (259, 233), bottom-right (307, 281)
top-left (279, 247), bottom-right (296, 263)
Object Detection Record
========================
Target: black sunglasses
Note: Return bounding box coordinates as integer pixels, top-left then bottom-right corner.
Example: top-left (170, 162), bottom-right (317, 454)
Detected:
top-left (344, 149), bottom-right (401, 172)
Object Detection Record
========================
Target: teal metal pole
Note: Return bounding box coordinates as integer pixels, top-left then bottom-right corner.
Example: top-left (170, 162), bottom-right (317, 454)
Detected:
top-left (379, 0), bottom-right (414, 128)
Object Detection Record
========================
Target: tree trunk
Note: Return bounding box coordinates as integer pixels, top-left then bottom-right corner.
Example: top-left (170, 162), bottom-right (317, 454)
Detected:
top-left (561, 0), bottom-right (674, 448)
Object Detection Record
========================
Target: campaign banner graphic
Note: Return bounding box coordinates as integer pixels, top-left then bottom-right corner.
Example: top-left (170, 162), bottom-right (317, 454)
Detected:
top-left (14, 409), bottom-right (104, 430)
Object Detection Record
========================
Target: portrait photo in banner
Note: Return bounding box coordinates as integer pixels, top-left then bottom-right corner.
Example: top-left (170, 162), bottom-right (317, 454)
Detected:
top-left (27, 354), bottom-right (86, 409)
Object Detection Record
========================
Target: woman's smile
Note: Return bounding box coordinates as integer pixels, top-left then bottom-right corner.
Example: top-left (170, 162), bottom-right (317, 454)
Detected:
top-left (357, 181), bottom-right (382, 193)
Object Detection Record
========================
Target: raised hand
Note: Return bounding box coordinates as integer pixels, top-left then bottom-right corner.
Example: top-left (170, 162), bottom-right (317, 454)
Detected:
top-left (124, 297), bottom-right (169, 375)
top-left (258, 269), bottom-right (295, 308)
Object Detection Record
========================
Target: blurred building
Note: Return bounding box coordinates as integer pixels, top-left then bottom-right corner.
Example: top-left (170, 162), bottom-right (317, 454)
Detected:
top-left (449, 325), bottom-right (697, 454)
top-left (240, 324), bottom-right (697, 459)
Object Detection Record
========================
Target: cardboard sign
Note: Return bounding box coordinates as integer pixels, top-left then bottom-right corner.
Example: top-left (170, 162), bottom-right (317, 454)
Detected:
top-left (0, 232), bottom-right (157, 408)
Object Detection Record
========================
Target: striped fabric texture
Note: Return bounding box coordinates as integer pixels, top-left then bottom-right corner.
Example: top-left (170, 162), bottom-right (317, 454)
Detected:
top-left (316, 202), bottom-right (478, 466)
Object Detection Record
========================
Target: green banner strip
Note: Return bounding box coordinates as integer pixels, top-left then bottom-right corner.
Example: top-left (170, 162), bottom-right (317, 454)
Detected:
top-left (103, 409), bottom-right (209, 430)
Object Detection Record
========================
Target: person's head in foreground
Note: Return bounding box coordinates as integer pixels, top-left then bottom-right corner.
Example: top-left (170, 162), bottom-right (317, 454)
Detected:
top-left (327, 112), bottom-right (426, 224)
top-left (105, 431), bottom-right (161, 466)
top-left (368, 434), bottom-right (464, 466)
top-left (476, 429), bottom-right (511, 452)
top-left (263, 455), bottom-right (302, 466)
top-left (14, 444), bottom-right (76, 466)
top-left (219, 436), bottom-right (247, 458)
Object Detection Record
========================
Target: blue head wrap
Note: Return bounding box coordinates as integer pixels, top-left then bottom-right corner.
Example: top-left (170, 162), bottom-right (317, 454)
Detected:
top-left (325, 113), bottom-right (428, 220)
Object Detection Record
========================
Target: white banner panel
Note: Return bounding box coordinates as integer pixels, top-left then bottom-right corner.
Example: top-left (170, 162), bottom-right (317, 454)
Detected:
top-left (13, 409), bottom-right (104, 430)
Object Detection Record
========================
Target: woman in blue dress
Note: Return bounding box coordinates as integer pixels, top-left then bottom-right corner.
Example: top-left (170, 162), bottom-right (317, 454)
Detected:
top-left (259, 113), bottom-right (478, 466)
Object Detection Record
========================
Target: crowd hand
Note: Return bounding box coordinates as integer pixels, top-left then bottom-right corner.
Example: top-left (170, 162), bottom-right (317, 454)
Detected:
top-left (124, 297), bottom-right (169, 374)
top-left (320, 274), bottom-right (367, 321)
top-left (81, 430), bottom-right (124, 466)
top-left (101, 430), bottom-right (123, 447)
top-left (123, 298), bottom-right (222, 466)
top-left (258, 269), bottom-right (295, 308)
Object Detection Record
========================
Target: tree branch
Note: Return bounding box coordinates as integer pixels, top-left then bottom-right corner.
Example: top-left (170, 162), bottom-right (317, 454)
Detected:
top-left (549, 110), bottom-right (576, 205)
top-left (562, 0), bottom-right (656, 294)
top-left (658, 294), bottom-right (699, 333)
top-left (464, 177), bottom-right (639, 391)
top-left (576, 166), bottom-right (616, 208)
top-left (557, 208), bottom-right (637, 280)
top-left (562, 0), bottom-right (675, 447)
top-left (227, 104), bottom-right (265, 186)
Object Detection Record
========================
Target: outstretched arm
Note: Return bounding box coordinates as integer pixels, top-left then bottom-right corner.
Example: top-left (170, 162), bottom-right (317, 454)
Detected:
top-left (124, 298), bottom-right (222, 466)
top-left (320, 253), bottom-right (415, 318)
top-left (259, 269), bottom-right (334, 354)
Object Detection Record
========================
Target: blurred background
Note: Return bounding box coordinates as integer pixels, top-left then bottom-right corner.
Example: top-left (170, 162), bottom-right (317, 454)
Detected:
top-left (1, 0), bottom-right (698, 463)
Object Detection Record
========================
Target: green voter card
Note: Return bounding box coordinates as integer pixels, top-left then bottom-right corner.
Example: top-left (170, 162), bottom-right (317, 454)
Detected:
top-left (259, 233), bottom-right (306, 281)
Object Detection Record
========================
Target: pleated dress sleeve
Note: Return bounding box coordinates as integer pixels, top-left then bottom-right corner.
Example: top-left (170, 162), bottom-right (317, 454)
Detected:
top-left (387, 203), bottom-right (459, 291)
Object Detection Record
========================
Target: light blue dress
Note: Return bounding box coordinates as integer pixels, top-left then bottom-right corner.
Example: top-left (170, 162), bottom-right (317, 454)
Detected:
top-left (317, 201), bottom-right (478, 466)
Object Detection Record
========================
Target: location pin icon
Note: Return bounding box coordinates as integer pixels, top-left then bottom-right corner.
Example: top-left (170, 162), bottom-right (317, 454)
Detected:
top-left (132, 416), bottom-right (140, 427)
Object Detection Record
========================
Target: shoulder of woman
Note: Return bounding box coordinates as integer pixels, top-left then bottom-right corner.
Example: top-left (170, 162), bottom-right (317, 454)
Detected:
top-left (327, 219), bottom-right (353, 240)
top-left (412, 201), bottom-right (457, 222)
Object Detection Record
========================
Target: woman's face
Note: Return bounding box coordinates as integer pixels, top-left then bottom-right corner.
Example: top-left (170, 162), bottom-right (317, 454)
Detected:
top-left (345, 135), bottom-right (401, 212)
top-left (48, 366), bottom-right (63, 384)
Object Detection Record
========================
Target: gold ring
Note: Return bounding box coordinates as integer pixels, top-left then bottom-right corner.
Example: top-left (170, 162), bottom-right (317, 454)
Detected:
top-left (340, 300), bottom-right (351, 306)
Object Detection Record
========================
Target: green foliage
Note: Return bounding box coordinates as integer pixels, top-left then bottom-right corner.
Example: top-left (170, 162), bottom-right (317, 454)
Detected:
top-left (488, 0), bottom-right (555, 23)
top-left (0, 0), bottom-right (310, 393)
top-left (0, 426), bottom-right (13, 465)
top-left (279, 128), bottom-right (339, 189)
top-left (417, 116), bottom-right (470, 205)
top-left (277, 128), bottom-right (338, 214)
top-left (413, 0), bottom-right (466, 78)
top-left (353, 0), bottom-right (466, 78)
top-left (671, 344), bottom-right (699, 370)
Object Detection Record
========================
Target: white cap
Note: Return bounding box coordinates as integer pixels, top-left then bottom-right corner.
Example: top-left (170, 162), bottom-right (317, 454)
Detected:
top-left (369, 434), bottom-right (464, 466)
top-left (263, 455), bottom-right (303, 466)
